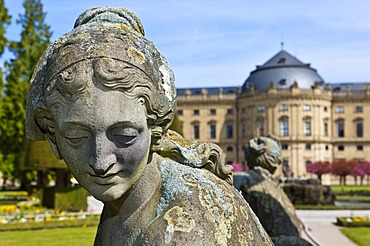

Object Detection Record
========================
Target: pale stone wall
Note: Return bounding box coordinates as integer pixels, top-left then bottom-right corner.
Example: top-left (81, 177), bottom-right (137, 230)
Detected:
top-left (331, 87), bottom-right (370, 162)
top-left (176, 89), bottom-right (238, 164)
top-left (177, 84), bottom-right (370, 178)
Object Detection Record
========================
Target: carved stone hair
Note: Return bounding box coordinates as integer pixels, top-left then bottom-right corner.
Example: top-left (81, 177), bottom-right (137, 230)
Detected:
top-left (244, 134), bottom-right (283, 174)
top-left (26, 7), bottom-right (232, 183)
top-left (26, 7), bottom-right (176, 142)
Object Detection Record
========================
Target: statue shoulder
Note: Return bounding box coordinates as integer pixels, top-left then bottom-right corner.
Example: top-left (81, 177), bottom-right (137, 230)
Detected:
top-left (139, 158), bottom-right (273, 246)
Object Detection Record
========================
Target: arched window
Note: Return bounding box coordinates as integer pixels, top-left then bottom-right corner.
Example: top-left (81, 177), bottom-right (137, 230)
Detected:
top-left (208, 121), bottom-right (217, 139)
top-left (353, 118), bottom-right (364, 138)
top-left (226, 124), bottom-right (233, 139)
top-left (224, 120), bottom-right (234, 139)
top-left (335, 118), bottom-right (345, 137)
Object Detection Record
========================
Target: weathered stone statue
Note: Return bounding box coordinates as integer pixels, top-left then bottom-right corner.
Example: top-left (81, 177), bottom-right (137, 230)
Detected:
top-left (234, 135), bottom-right (312, 246)
top-left (26, 7), bottom-right (273, 245)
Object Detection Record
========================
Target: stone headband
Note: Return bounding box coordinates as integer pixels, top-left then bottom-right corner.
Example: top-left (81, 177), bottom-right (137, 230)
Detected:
top-left (44, 32), bottom-right (158, 88)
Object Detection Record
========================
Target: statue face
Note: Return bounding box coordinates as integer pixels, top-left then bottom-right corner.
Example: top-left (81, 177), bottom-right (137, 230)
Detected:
top-left (245, 136), bottom-right (282, 174)
top-left (53, 84), bottom-right (151, 202)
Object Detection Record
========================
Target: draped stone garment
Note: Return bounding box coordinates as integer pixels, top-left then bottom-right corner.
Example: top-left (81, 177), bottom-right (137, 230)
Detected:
top-left (94, 154), bottom-right (273, 246)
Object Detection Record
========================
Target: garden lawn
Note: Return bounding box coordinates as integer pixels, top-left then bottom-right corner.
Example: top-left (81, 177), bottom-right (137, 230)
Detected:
top-left (0, 226), bottom-right (97, 246)
top-left (341, 227), bottom-right (370, 246)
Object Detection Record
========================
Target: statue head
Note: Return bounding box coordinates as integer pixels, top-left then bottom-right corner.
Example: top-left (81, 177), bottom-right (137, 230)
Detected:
top-left (244, 134), bottom-right (282, 174)
top-left (26, 7), bottom-right (176, 201)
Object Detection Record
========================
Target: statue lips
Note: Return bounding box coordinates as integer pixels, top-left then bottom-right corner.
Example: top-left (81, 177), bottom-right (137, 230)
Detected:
top-left (89, 172), bottom-right (121, 185)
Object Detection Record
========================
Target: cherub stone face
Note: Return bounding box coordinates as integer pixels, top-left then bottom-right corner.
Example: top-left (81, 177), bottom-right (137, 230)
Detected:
top-left (52, 77), bottom-right (151, 202)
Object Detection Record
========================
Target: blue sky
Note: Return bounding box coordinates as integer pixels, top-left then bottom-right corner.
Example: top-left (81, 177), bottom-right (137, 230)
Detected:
top-left (4, 0), bottom-right (370, 88)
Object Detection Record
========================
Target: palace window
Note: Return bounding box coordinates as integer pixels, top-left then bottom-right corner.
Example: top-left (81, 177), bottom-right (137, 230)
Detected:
top-left (257, 106), bottom-right (265, 112)
top-left (303, 105), bottom-right (311, 111)
top-left (280, 117), bottom-right (289, 136)
top-left (192, 122), bottom-right (200, 139)
top-left (280, 104), bottom-right (288, 111)
top-left (355, 106), bottom-right (363, 113)
top-left (226, 124), bottom-right (233, 139)
top-left (177, 109), bottom-right (183, 116)
top-left (193, 109), bottom-right (200, 115)
top-left (356, 122), bottom-right (363, 137)
top-left (226, 146), bottom-right (233, 152)
top-left (210, 109), bottom-right (216, 115)
top-left (357, 145), bottom-right (363, 151)
top-left (305, 144), bottom-right (311, 150)
top-left (278, 58), bottom-right (286, 64)
top-left (227, 108), bottom-right (233, 115)
top-left (210, 122), bottom-right (216, 139)
top-left (337, 121), bottom-right (345, 137)
top-left (336, 106), bottom-right (344, 113)
top-left (304, 120), bottom-right (311, 136)
top-left (338, 145), bottom-right (345, 151)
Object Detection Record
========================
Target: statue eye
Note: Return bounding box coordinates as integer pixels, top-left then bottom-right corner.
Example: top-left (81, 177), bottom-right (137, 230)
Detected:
top-left (110, 127), bottom-right (139, 146)
top-left (63, 129), bottom-right (90, 147)
top-left (66, 136), bottom-right (89, 146)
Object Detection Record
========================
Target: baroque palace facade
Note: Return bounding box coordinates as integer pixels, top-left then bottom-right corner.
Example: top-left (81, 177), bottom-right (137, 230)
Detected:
top-left (176, 49), bottom-right (370, 178)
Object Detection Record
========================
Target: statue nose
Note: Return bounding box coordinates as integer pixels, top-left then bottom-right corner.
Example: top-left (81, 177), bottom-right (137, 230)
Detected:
top-left (89, 135), bottom-right (117, 175)
top-left (89, 154), bottom-right (117, 175)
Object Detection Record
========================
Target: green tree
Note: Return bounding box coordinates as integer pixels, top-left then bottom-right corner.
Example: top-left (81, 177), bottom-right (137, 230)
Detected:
top-left (0, 0), bottom-right (12, 188)
top-left (0, 0), bottom-right (51, 187)
top-left (0, 0), bottom-right (11, 110)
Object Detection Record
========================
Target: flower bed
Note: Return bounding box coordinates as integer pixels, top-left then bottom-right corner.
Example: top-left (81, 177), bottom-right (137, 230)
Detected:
top-left (337, 216), bottom-right (370, 227)
top-left (0, 209), bottom-right (100, 231)
top-left (0, 192), bottom-right (100, 231)
top-left (0, 191), bottom-right (28, 199)
top-left (0, 215), bottom-right (99, 231)
top-left (0, 191), bottom-right (28, 206)
top-left (0, 195), bottom-right (43, 215)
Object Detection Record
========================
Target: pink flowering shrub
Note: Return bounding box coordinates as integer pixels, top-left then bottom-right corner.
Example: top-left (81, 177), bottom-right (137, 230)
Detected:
top-left (230, 162), bottom-right (249, 172)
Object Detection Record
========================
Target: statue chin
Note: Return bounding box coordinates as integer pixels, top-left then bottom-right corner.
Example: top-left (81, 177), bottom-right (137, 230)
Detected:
top-left (83, 180), bottom-right (136, 203)
top-left (90, 188), bottom-right (123, 202)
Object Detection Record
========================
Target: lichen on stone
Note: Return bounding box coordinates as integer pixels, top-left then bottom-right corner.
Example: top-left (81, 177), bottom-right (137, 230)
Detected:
top-left (127, 46), bottom-right (146, 64)
top-left (164, 206), bottom-right (195, 233)
top-left (157, 158), bottom-right (193, 215)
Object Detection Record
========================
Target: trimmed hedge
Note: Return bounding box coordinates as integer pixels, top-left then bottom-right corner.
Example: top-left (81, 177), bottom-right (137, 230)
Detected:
top-left (43, 187), bottom-right (88, 211)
